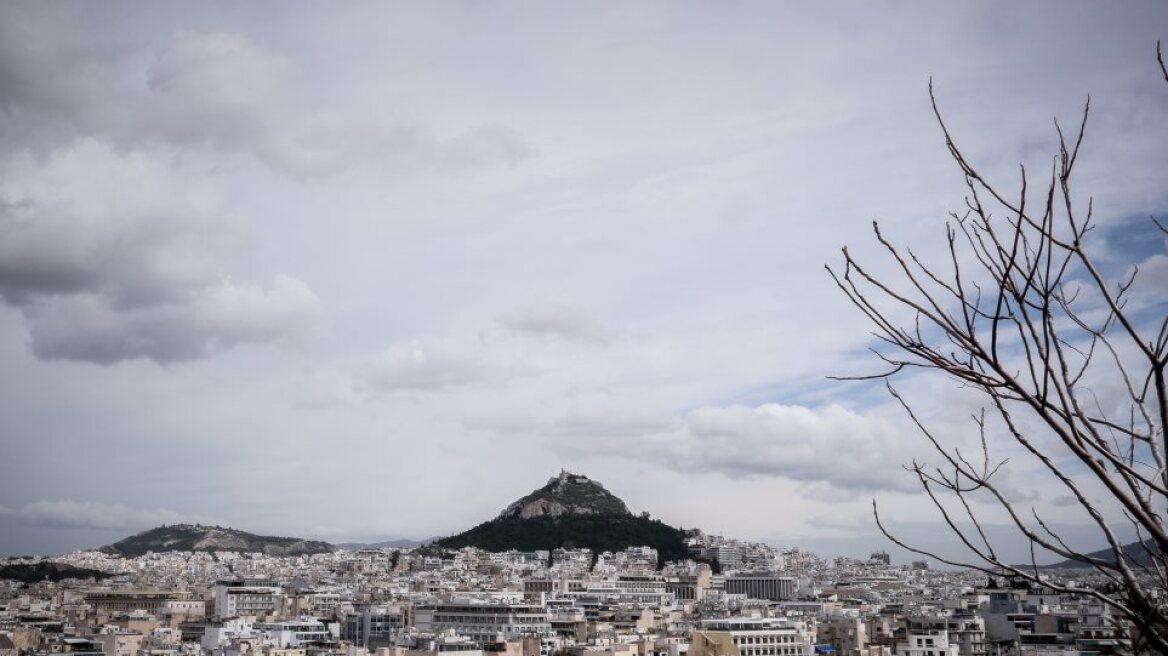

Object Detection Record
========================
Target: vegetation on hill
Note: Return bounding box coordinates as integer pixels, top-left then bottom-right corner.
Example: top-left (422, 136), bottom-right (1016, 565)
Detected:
top-left (101, 524), bottom-right (334, 557)
top-left (0, 562), bottom-right (112, 583)
top-left (1045, 541), bottom-right (1159, 569)
top-left (435, 514), bottom-right (692, 566)
top-left (434, 472), bottom-right (698, 566)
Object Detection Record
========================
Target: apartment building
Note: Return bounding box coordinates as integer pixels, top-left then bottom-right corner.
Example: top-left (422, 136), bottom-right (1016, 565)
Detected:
top-left (214, 580), bottom-right (283, 619)
top-left (690, 617), bottom-right (814, 656)
top-left (724, 576), bottom-right (794, 602)
top-left (413, 602), bottom-right (551, 644)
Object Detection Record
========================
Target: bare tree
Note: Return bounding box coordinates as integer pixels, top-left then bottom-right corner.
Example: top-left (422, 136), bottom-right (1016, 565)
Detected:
top-left (828, 46), bottom-right (1168, 653)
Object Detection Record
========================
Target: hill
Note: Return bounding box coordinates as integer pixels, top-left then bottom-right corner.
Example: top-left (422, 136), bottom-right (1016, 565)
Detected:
top-left (497, 471), bottom-right (632, 519)
top-left (0, 561), bottom-right (113, 583)
top-left (434, 471), bottom-right (693, 565)
top-left (1045, 540), bottom-right (1159, 569)
top-left (101, 524), bottom-right (334, 557)
top-left (337, 538), bottom-right (434, 549)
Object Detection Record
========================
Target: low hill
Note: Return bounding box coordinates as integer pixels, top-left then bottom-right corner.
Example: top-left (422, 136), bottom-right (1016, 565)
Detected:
top-left (337, 538), bottom-right (434, 549)
top-left (434, 471), bottom-right (693, 565)
top-left (1045, 540), bottom-right (1159, 569)
top-left (101, 524), bottom-right (334, 557)
top-left (0, 562), bottom-right (113, 583)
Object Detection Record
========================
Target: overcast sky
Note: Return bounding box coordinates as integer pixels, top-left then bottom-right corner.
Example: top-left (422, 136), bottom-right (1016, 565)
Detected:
top-left (1, 2), bottom-right (1167, 564)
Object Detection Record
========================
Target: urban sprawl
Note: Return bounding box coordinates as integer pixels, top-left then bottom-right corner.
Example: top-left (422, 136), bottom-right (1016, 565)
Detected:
top-left (0, 532), bottom-right (1128, 656)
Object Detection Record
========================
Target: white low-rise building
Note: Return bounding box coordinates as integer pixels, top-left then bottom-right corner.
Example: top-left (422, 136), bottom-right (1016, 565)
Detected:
top-left (692, 617), bottom-right (814, 656)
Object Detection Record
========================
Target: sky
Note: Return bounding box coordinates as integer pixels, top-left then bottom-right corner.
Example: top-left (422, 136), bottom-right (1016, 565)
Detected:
top-left (1, 1), bottom-right (1167, 564)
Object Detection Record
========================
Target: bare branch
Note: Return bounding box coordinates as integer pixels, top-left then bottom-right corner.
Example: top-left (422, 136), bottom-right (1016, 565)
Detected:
top-left (832, 56), bottom-right (1168, 650)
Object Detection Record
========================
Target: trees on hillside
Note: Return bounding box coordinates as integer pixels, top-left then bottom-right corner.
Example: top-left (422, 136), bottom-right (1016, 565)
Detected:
top-left (828, 46), bottom-right (1168, 652)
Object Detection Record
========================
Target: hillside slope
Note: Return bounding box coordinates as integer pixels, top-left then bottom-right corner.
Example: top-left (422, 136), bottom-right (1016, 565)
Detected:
top-left (101, 524), bottom-right (334, 557)
top-left (434, 471), bottom-right (692, 565)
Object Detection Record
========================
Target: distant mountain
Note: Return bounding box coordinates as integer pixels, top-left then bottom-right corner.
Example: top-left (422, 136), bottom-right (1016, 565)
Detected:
top-left (1045, 540), bottom-right (1159, 569)
top-left (337, 538), bottom-right (435, 549)
top-left (101, 524), bottom-right (334, 557)
top-left (0, 561), bottom-right (113, 583)
top-left (434, 471), bottom-right (693, 565)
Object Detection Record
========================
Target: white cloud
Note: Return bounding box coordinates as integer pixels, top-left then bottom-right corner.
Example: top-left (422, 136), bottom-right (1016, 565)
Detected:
top-left (558, 403), bottom-right (922, 493)
top-left (364, 337), bottom-right (517, 391)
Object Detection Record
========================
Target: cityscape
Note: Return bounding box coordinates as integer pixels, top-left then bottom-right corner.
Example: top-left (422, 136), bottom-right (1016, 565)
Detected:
top-left (1, 3), bottom-right (1166, 656)
top-left (0, 471), bottom-right (1138, 656)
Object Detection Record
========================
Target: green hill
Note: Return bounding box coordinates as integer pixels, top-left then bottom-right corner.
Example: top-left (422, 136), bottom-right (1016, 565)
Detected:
top-left (101, 524), bottom-right (334, 557)
top-left (1045, 540), bottom-right (1159, 569)
top-left (0, 561), bottom-right (113, 583)
top-left (434, 471), bottom-right (693, 566)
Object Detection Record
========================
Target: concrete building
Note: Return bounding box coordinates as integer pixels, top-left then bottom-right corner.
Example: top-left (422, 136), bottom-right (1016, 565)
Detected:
top-left (724, 576), bottom-right (794, 602)
top-left (84, 590), bottom-right (191, 621)
top-left (253, 619), bottom-right (333, 647)
top-left (413, 602), bottom-right (551, 644)
top-left (690, 617), bottom-right (813, 656)
top-left (902, 616), bottom-right (986, 656)
top-left (818, 616), bottom-right (868, 656)
top-left (342, 606), bottom-right (407, 648)
top-left (893, 628), bottom-right (958, 656)
top-left (613, 575), bottom-right (674, 605)
top-left (93, 629), bottom-right (143, 656)
top-left (214, 581), bottom-right (283, 620)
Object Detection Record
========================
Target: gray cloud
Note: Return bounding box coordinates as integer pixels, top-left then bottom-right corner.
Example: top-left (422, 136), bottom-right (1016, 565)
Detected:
top-left (499, 304), bottom-right (615, 345)
top-left (0, 140), bottom-right (225, 306)
top-left (26, 277), bottom-right (320, 364)
top-left (0, 499), bottom-right (219, 531)
top-left (1, 2), bottom-right (1166, 555)
top-left (0, 4), bottom-right (136, 154)
top-left (0, 18), bottom-right (537, 179)
top-left (0, 139), bottom-right (320, 364)
top-left (436, 124), bottom-right (537, 173)
top-left (143, 30), bottom-right (402, 178)
top-left (145, 30), bottom-right (537, 178)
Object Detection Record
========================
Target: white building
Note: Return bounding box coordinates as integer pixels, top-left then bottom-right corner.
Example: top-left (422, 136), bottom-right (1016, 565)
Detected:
top-left (254, 619), bottom-right (333, 647)
top-left (724, 576), bottom-right (794, 602)
top-left (894, 630), bottom-right (959, 656)
top-left (613, 575), bottom-right (675, 606)
top-left (694, 617), bottom-right (814, 656)
top-left (214, 581), bottom-right (283, 619)
top-left (413, 602), bottom-right (551, 644)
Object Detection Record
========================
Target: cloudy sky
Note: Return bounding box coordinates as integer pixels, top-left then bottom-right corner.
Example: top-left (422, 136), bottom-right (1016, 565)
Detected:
top-left (1, 2), bottom-right (1167, 564)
